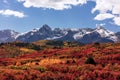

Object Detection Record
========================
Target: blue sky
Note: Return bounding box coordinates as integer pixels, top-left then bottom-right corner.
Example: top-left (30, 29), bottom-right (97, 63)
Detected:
top-left (0, 0), bottom-right (120, 32)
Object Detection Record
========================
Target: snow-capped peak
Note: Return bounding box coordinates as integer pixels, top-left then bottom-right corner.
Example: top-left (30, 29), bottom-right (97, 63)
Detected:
top-left (95, 26), bottom-right (112, 37)
top-left (0, 29), bottom-right (19, 42)
top-left (95, 26), bottom-right (118, 41)
top-left (10, 30), bottom-right (19, 38)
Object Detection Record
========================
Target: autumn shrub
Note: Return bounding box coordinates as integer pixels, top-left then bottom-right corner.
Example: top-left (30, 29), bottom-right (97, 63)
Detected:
top-left (9, 65), bottom-right (27, 70)
top-left (116, 74), bottom-right (120, 80)
top-left (36, 67), bottom-right (46, 73)
top-left (1, 73), bottom-right (15, 80)
top-left (72, 59), bottom-right (76, 63)
top-left (43, 55), bottom-right (46, 58)
top-left (59, 56), bottom-right (65, 59)
top-left (54, 53), bottom-right (57, 56)
top-left (39, 71), bottom-right (55, 80)
top-left (66, 60), bottom-right (70, 64)
top-left (85, 56), bottom-right (96, 65)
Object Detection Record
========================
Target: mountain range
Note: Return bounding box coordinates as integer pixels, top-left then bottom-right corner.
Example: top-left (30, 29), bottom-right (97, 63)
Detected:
top-left (0, 24), bottom-right (120, 44)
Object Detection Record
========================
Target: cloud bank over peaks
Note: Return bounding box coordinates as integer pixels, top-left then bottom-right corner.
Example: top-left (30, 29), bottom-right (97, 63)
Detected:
top-left (17, 0), bottom-right (87, 10)
top-left (0, 9), bottom-right (26, 18)
top-left (92, 0), bottom-right (120, 26)
top-left (17, 0), bottom-right (120, 26)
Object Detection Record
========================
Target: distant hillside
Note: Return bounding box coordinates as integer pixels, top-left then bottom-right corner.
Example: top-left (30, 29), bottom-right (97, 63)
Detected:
top-left (33, 40), bottom-right (83, 49)
top-left (0, 40), bottom-right (83, 58)
top-left (0, 41), bottom-right (40, 58)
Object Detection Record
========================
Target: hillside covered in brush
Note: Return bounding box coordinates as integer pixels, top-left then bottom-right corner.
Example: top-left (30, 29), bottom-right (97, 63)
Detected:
top-left (0, 41), bottom-right (120, 79)
top-left (0, 40), bottom-right (82, 58)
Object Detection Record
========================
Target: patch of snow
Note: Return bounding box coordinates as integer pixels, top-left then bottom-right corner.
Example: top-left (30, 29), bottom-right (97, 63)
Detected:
top-left (70, 28), bottom-right (79, 31)
top-left (46, 36), bottom-right (63, 40)
top-left (30, 33), bottom-right (34, 35)
top-left (73, 29), bottom-right (92, 40)
top-left (14, 32), bottom-right (27, 39)
top-left (10, 30), bottom-right (18, 38)
top-left (15, 28), bottom-right (40, 39)
top-left (73, 32), bottom-right (84, 40)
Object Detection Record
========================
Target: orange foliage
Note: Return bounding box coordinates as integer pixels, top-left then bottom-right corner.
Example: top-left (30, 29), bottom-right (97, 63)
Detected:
top-left (0, 43), bottom-right (120, 79)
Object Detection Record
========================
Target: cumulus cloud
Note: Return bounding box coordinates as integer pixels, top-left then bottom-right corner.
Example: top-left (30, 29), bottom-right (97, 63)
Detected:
top-left (17, 0), bottom-right (87, 10)
top-left (0, 9), bottom-right (25, 18)
top-left (113, 17), bottom-right (120, 26)
top-left (92, 0), bottom-right (120, 26)
top-left (16, 0), bottom-right (120, 26)
top-left (94, 13), bottom-right (114, 20)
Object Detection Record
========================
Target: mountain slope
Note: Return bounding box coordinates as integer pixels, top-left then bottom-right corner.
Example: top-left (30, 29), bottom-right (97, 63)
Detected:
top-left (0, 29), bottom-right (19, 43)
top-left (16, 25), bottom-right (54, 42)
top-left (78, 32), bottom-right (114, 44)
top-left (115, 32), bottom-right (120, 41)
top-left (16, 25), bottom-right (118, 43)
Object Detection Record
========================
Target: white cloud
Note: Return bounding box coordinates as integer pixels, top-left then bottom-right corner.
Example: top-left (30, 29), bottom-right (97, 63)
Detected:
top-left (17, 0), bottom-right (87, 10)
top-left (92, 0), bottom-right (120, 15)
top-left (92, 0), bottom-right (120, 26)
top-left (0, 9), bottom-right (25, 18)
top-left (17, 0), bottom-right (120, 26)
top-left (92, 0), bottom-right (112, 13)
top-left (113, 17), bottom-right (120, 26)
top-left (94, 13), bottom-right (114, 20)
top-left (3, 0), bottom-right (8, 3)
top-left (96, 23), bottom-right (106, 27)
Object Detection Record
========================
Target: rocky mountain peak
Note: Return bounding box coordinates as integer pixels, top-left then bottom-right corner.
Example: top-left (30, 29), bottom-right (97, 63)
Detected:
top-left (40, 24), bottom-right (51, 31)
